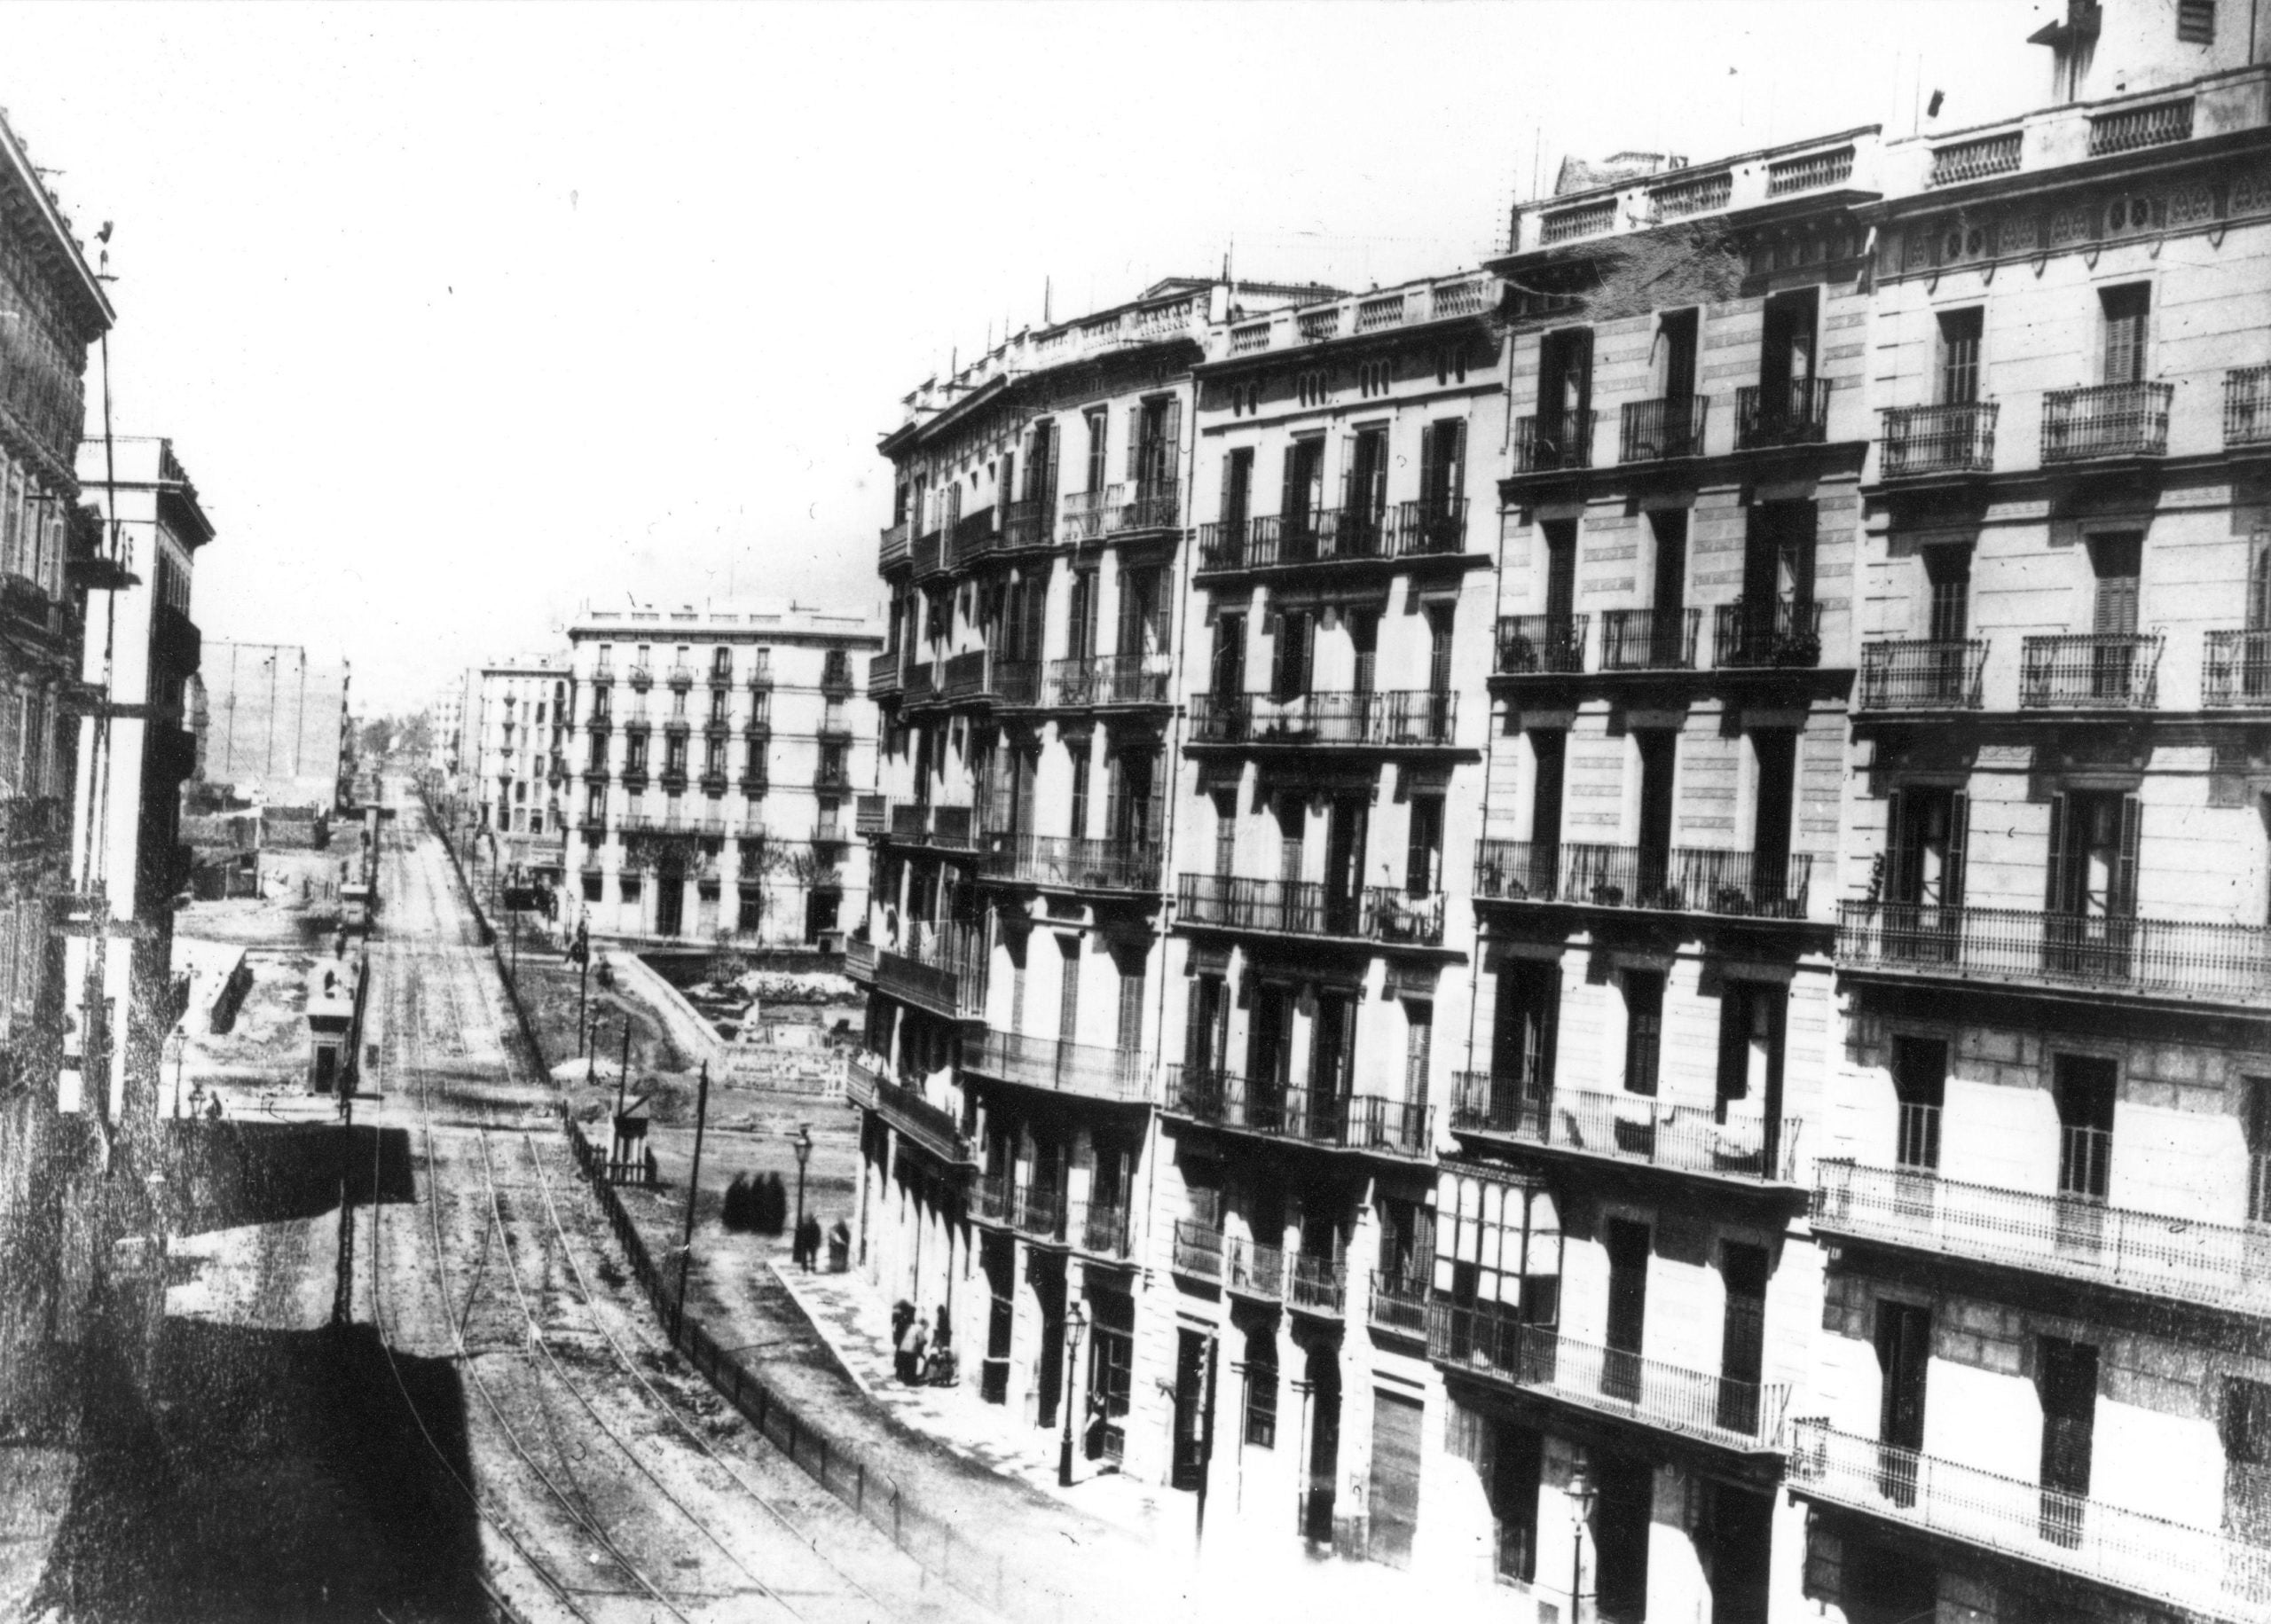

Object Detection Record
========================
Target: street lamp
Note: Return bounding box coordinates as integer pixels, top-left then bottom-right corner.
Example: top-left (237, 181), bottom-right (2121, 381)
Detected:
top-left (1568, 1445), bottom-right (1596, 1621)
top-left (167, 1025), bottom-right (188, 1119)
top-left (791, 1122), bottom-right (814, 1243)
top-left (1058, 1300), bottom-right (1088, 1487)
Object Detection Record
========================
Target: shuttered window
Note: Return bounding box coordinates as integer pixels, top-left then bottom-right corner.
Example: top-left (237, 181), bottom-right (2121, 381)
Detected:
top-left (2101, 285), bottom-right (2150, 385)
top-left (1366, 1393), bottom-right (1425, 1569)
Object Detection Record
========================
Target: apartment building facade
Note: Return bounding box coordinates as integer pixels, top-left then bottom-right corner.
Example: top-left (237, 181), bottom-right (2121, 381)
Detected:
top-left (472, 655), bottom-right (570, 882)
top-left (1797, 9), bottom-right (2271, 1624)
top-left (562, 600), bottom-right (880, 947)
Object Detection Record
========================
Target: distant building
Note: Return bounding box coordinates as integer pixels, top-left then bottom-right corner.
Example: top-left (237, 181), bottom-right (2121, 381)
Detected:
top-left (562, 599), bottom-right (882, 947)
top-left (471, 654), bottom-right (570, 880)
top-left (200, 641), bottom-right (349, 812)
top-left (68, 435), bottom-right (211, 1122)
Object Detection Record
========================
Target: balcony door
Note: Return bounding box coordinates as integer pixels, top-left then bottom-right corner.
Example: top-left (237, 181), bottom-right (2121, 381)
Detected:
top-left (1417, 419), bottom-right (1465, 538)
top-left (1537, 326), bottom-right (1592, 445)
top-left (1170, 1330), bottom-right (1213, 1492)
top-left (1026, 418), bottom-right (1058, 516)
top-left (1602, 1218), bottom-right (1650, 1403)
top-left (1491, 960), bottom-right (1560, 1128)
top-left (1117, 565), bottom-right (1168, 663)
top-left (1301, 1342), bottom-right (1341, 1544)
top-left (1247, 983), bottom-right (1293, 1124)
top-left (1281, 437), bottom-right (1325, 558)
top-left (1219, 447), bottom-right (1253, 556)
top-left (2054, 1053), bottom-right (2117, 1220)
top-left (1344, 426), bottom-right (1387, 552)
top-left (2101, 284), bottom-right (2149, 386)
top-left (1717, 1243), bottom-right (1769, 1437)
top-left (1887, 786), bottom-right (1968, 963)
top-left (1308, 989), bottom-right (1356, 1137)
top-left (1530, 730), bottom-right (1567, 889)
top-left (1649, 510), bottom-right (1688, 661)
top-left (1544, 519), bottom-right (1578, 628)
top-left (2038, 1336), bottom-right (2098, 1548)
top-left (1130, 396), bottom-right (1179, 499)
top-left (1759, 287), bottom-right (1818, 398)
top-left (1874, 1300), bottom-right (1930, 1504)
top-left (1637, 730), bottom-right (1678, 902)
top-left (1591, 1450), bottom-right (1653, 1624)
top-left (1210, 612), bottom-right (1246, 703)
top-left (1083, 409), bottom-right (1109, 499)
top-left (2089, 531), bottom-right (2143, 700)
top-left (1937, 307), bottom-right (1983, 404)
top-left (1750, 730), bottom-right (1796, 910)
top-left (2045, 790), bottom-right (2140, 978)
top-left (1183, 973), bottom-right (1228, 1087)
top-left (1324, 795), bottom-right (1368, 936)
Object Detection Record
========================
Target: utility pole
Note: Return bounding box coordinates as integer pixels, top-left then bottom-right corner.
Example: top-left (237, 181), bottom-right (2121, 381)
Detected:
top-left (333, 1061), bottom-right (355, 1328)
top-left (672, 1060), bottom-right (711, 1340)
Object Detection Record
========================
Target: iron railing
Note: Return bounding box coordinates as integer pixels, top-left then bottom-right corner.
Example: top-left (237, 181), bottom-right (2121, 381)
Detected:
top-left (1737, 378), bottom-right (1833, 448)
top-left (2204, 630), bottom-right (2271, 707)
top-left (1881, 402), bottom-right (1999, 477)
top-left (986, 660), bottom-right (1041, 706)
top-left (1226, 1237), bottom-right (1286, 1300)
top-left (1186, 690), bottom-right (1458, 748)
top-left (873, 921), bottom-right (989, 1021)
top-left (1288, 1255), bottom-right (1347, 1317)
top-left (2018, 632), bottom-right (2162, 709)
top-left (1176, 875), bottom-right (1447, 945)
top-left (911, 530), bottom-right (945, 578)
top-left (950, 506), bottom-right (1002, 569)
top-left (1367, 1273), bottom-right (1430, 1338)
top-left (998, 498), bottom-right (1050, 553)
top-left (1450, 1074), bottom-right (1799, 1181)
top-left (1473, 839), bottom-right (1813, 920)
top-left (1395, 497), bottom-right (1472, 554)
top-left (1067, 1199), bottom-right (1134, 1259)
top-left (1165, 1066), bottom-right (1434, 1157)
top-left (981, 832), bottom-right (1162, 892)
top-left (1601, 607), bottom-right (1701, 671)
top-left (941, 649), bottom-right (989, 701)
top-left (1716, 598), bottom-right (1823, 668)
top-left (1426, 1306), bottom-right (1789, 1453)
top-left (1786, 1418), bottom-right (2271, 1620)
top-left (963, 1028), bottom-right (1152, 1104)
top-left (878, 521), bottom-right (910, 569)
top-left (1621, 395), bottom-right (1710, 462)
top-left (1835, 900), bottom-right (2271, 1005)
top-left (1496, 614), bottom-right (1588, 676)
top-left (864, 1073), bottom-right (977, 1167)
top-left (1044, 653), bottom-right (1171, 707)
top-left (1059, 489), bottom-right (1110, 544)
top-left (1172, 1220), bottom-right (1225, 1281)
top-left (1514, 412), bottom-right (1596, 473)
top-left (854, 795), bottom-right (887, 836)
top-left (1108, 479), bottom-right (1181, 534)
top-left (2041, 381), bottom-right (2172, 462)
top-left (1858, 639), bottom-right (1988, 710)
top-left (2227, 365), bottom-right (2271, 447)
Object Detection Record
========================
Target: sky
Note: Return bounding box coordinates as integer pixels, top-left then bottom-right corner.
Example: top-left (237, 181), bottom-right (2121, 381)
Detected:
top-left (6, 0), bottom-right (2055, 713)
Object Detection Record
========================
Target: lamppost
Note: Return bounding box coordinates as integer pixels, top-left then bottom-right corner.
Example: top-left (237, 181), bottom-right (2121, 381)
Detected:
top-left (1568, 1445), bottom-right (1595, 1623)
top-left (791, 1123), bottom-right (813, 1243)
top-left (1058, 1300), bottom-right (1088, 1487)
top-left (167, 1025), bottom-right (187, 1119)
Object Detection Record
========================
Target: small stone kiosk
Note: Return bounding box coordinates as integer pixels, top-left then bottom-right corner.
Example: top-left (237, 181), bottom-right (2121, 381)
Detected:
top-left (305, 950), bottom-right (369, 1096)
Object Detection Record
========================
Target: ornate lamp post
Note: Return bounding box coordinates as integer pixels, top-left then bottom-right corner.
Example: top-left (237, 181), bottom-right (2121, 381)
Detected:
top-left (1568, 1445), bottom-right (1596, 1622)
top-left (1058, 1300), bottom-right (1088, 1487)
top-left (792, 1123), bottom-right (814, 1238)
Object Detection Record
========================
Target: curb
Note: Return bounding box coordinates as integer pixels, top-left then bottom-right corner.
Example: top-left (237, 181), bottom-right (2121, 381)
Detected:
top-left (762, 1259), bottom-right (878, 1400)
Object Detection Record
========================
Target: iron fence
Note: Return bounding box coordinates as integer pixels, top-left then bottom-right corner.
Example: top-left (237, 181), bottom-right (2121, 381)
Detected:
top-left (1858, 639), bottom-right (1988, 710)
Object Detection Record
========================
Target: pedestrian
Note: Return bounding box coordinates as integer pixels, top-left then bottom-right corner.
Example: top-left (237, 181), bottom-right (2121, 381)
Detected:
top-left (799, 1215), bottom-right (821, 1273)
top-left (790, 1215), bottom-right (807, 1270)
top-left (907, 1314), bottom-right (929, 1386)
top-left (892, 1300), bottom-right (917, 1383)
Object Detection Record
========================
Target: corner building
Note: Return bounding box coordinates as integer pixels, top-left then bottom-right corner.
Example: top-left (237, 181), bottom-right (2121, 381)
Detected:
top-left (1796, 8), bottom-right (2271, 1624)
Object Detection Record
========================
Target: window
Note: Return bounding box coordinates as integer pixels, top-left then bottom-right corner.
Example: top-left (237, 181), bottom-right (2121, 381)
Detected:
top-left (2054, 1054), bottom-right (2117, 1201)
top-left (1066, 569), bottom-right (1097, 661)
top-left (1653, 307), bottom-right (1699, 401)
top-left (1876, 1299), bottom-right (1931, 1468)
top-left (2101, 284), bottom-right (2150, 385)
top-left (1718, 1243), bottom-right (1770, 1435)
top-left (1068, 748), bottom-right (1090, 840)
top-left (1269, 608), bottom-right (1313, 700)
top-left (2046, 789), bottom-right (2140, 923)
top-left (1297, 369), bottom-right (1330, 408)
top-left (1937, 308), bottom-right (1984, 404)
top-left (1358, 358), bottom-right (1390, 398)
top-left (1281, 436), bottom-right (1325, 544)
top-left (1403, 1001), bottom-right (1432, 1110)
top-left (1243, 1329), bottom-right (1278, 1448)
top-left (1212, 792), bottom-right (1236, 877)
top-left (2226, 1377), bottom-right (2271, 1543)
top-left (2179, 0), bottom-right (2215, 43)
top-left (2248, 1079), bottom-right (2271, 1225)
top-left (1219, 447), bottom-right (1253, 541)
top-left (1716, 980), bottom-right (1784, 1121)
top-left (1346, 426), bottom-right (1388, 533)
top-left (1543, 519), bottom-right (1577, 624)
top-left (1603, 1219), bottom-right (1650, 1402)
top-left (1888, 786), bottom-right (1968, 916)
top-left (1434, 344), bottom-right (1468, 388)
top-left (1537, 327), bottom-right (1592, 427)
top-left (1892, 1036), bottom-right (1947, 1170)
top-left (1405, 796), bottom-right (1443, 895)
top-left (1623, 970), bottom-right (1665, 1096)
top-left (1130, 396), bottom-right (1180, 493)
top-left (2038, 1338), bottom-right (2099, 1547)
top-left (1489, 961), bottom-right (1559, 1105)
top-left (1417, 418), bottom-right (1466, 532)
top-left (1083, 408), bottom-right (1108, 496)
top-left (1117, 959), bottom-right (1144, 1051)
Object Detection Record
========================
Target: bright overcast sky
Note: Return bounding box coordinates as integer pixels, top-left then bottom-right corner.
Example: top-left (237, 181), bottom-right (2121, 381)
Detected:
top-left (7, 0), bottom-right (2052, 712)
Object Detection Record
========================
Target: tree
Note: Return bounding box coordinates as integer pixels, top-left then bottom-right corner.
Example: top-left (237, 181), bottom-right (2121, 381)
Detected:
top-left (358, 718), bottom-right (395, 761)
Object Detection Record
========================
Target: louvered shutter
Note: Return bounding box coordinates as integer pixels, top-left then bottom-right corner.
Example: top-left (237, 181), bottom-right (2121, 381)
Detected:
top-left (1883, 788), bottom-right (1911, 903)
top-left (1280, 445), bottom-right (1302, 522)
top-left (1418, 423), bottom-right (1442, 510)
top-left (1442, 420), bottom-right (1466, 502)
top-left (1945, 790), bottom-right (1970, 910)
top-left (2045, 792), bottom-right (2071, 914)
top-left (2114, 794), bottom-right (2142, 919)
top-left (1041, 422), bottom-right (1060, 510)
top-left (1126, 406), bottom-right (1143, 482)
top-left (1159, 399), bottom-right (1182, 490)
top-left (1717, 985), bottom-right (1751, 1106)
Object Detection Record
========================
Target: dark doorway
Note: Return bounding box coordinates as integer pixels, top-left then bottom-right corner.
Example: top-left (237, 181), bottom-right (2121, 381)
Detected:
top-left (1302, 1343), bottom-right (1341, 1544)
top-left (655, 859), bottom-right (684, 936)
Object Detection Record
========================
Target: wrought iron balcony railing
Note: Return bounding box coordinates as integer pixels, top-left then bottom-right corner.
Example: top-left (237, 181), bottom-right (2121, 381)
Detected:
top-left (950, 506), bottom-right (1002, 569)
top-left (1858, 639), bottom-right (1987, 710)
top-left (1451, 1075), bottom-right (1800, 1182)
top-left (1427, 1306), bottom-right (1788, 1454)
top-left (872, 921), bottom-right (989, 1021)
top-left (1108, 478), bottom-right (1180, 534)
top-left (1288, 1255), bottom-right (1347, 1317)
top-left (854, 794), bottom-right (887, 836)
top-left (1812, 1158), bottom-right (2271, 1318)
top-left (963, 1028), bottom-right (1152, 1103)
top-left (1715, 598), bottom-right (1822, 668)
top-left (1172, 1220), bottom-right (1225, 1281)
top-left (1166, 1065), bottom-right (1433, 1157)
top-left (1044, 653), bottom-right (1171, 708)
top-left (1786, 1419), bottom-right (2271, 1622)
top-left (2019, 632), bottom-right (2161, 709)
top-left (981, 832), bottom-right (1162, 892)
top-left (986, 659), bottom-right (1041, 706)
top-left (1187, 689), bottom-right (1458, 748)
top-left (1496, 614), bottom-right (1588, 676)
top-left (1602, 607), bottom-right (1701, 671)
top-left (1060, 488), bottom-right (1110, 544)
top-left (2227, 365), bottom-right (2271, 449)
top-left (1473, 839), bottom-right (1813, 921)
top-left (1514, 412), bottom-right (1595, 473)
top-left (860, 1071), bottom-right (977, 1167)
top-left (1620, 395), bottom-right (1710, 462)
top-left (878, 521), bottom-right (910, 570)
top-left (1737, 378), bottom-right (1832, 448)
top-left (1002, 497), bottom-right (1051, 552)
top-left (1226, 1238), bottom-right (1285, 1301)
top-left (1071, 1199), bottom-right (1135, 1260)
top-left (1835, 900), bottom-right (2271, 1006)
top-left (2204, 630), bottom-right (2271, 708)
top-left (940, 649), bottom-right (989, 701)
top-left (2041, 381), bottom-right (2172, 462)
top-left (1880, 402), bottom-right (1998, 477)
top-left (1198, 499), bottom-right (1471, 574)
top-left (1176, 874), bottom-right (1447, 946)
top-left (1367, 1272), bottom-right (1429, 1338)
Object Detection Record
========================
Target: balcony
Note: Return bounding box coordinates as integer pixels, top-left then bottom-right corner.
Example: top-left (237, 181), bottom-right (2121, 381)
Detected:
top-left (1072, 1200), bottom-right (1135, 1260)
top-left (1107, 479), bottom-right (1180, 535)
top-left (2205, 630), bottom-right (2271, 708)
top-left (1715, 599), bottom-right (1822, 669)
top-left (2041, 381), bottom-right (2172, 464)
top-left (1002, 497), bottom-right (1051, 552)
top-left (2227, 365), bottom-right (2271, 450)
top-left (900, 663), bottom-right (937, 705)
top-left (627, 664), bottom-right (653, 690)
top-left (1367, 1272), bottom-right (1429, 1339)
top-left (1187, 690), bottom-right (1458, 749)
top-left (1858, 639), bottom-right (1987, 710)
top-left (962, 1028), bottom-right (1152, 1104)
top-left (1473, 840), bottom-right (1813, 922)
top-left (1288, 1255), bottom-right (1347, 1318)
top-left (1044, 653), bottom-right (1171, 709)
top-left (1513, 412), bottom-right (1595, 474)
top-left (1197, 499), bottom-right (1473, 576)
top-left (2018, 632), bottom-right (2161, 710)
top-left (1835, 901), bottom-right (2271, 1008)
top-left (871, 922), bottom-right (989, 1021)
top-left (1879, 403), bottom-right (1998, 479)
top-left (1736, 379), bottom-right (1832, 449)
top-left (868, 651), bottom-right (901, 697)
top-left (950, 506), bottom-right (1001, 569)
top-left (1172, 1220), bottom-right (1225, 1282)
top-left (976, 1175), bottom-right (1065, 1243)
top-left (1620, 395), bottom-right (1710, 463)
top-left (986, 660), bottom-right (1041, 707)
top-left (821, 662), bottom-right (855, 699)
top-left (981, 832), bottom-right (1162, 893)
top-left (813, 767), bottom-right (853, 795)
top-left (1165, 1065), bottom-right (1434, 1158)
top-left (1226, 1237), bottom-right (1286, 1302)
top-left (879, 521), bottom-right (910, 570)
top-left (1060, 489), bottom-right (1109, 545)
top-left (1602, 607), bottom-right (1701, 671)
top-left (939, 649), bottom-right (988, 702)
top-left (911, 530), bottom-right (945, 578)
top-left (1176, 875), bottom-right (1447, 948)
top-left (1786, 1419), bottom-right (2270, 1624)
top-left (861, 1071), bottom-right (978, 1168)
top-left (666, 665), bottom-right (695, 691)
top-left (697, 770), bottom-right (728, 797)
top-left (854, 795), bottom-right (887, 836)
top-left (845, 938), bottom-right (876, 983)
top-left (1451, 1075), bottom-right (1800, 1184)
top-left (1427, 1306), bottom-right (1788, 1455)
top-left (1496, 614), bottom-right (1588, 677)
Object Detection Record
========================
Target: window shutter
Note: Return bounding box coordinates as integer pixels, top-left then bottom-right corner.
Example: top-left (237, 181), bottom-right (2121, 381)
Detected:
top-left (1280, 447), bottom-right (1302, 520)
top-left (1160, 399), bottom-right (1182, 488)
top-left (1717, 986), bottom-right (1751, 1106)
top-left (1041, 423), bottom-right (1060, 509)
top-left (1443, 419), bottom-right (1467, 497)
top-left (1883, 788), bottom-right (1911, 903)
top-left (1418, 423), bottom-right (1441, 507)
top-left (1536, 969), bottom-right (1560, 1098)
top-left (1945, 790), bottom-right (1969, 910)
top-left (2045, 792), bottom-right (2071, 914)
top-left (2114, 794), bottom-right (2142, 919)
top-left (1126, 406), bottom-right (1143, 482)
